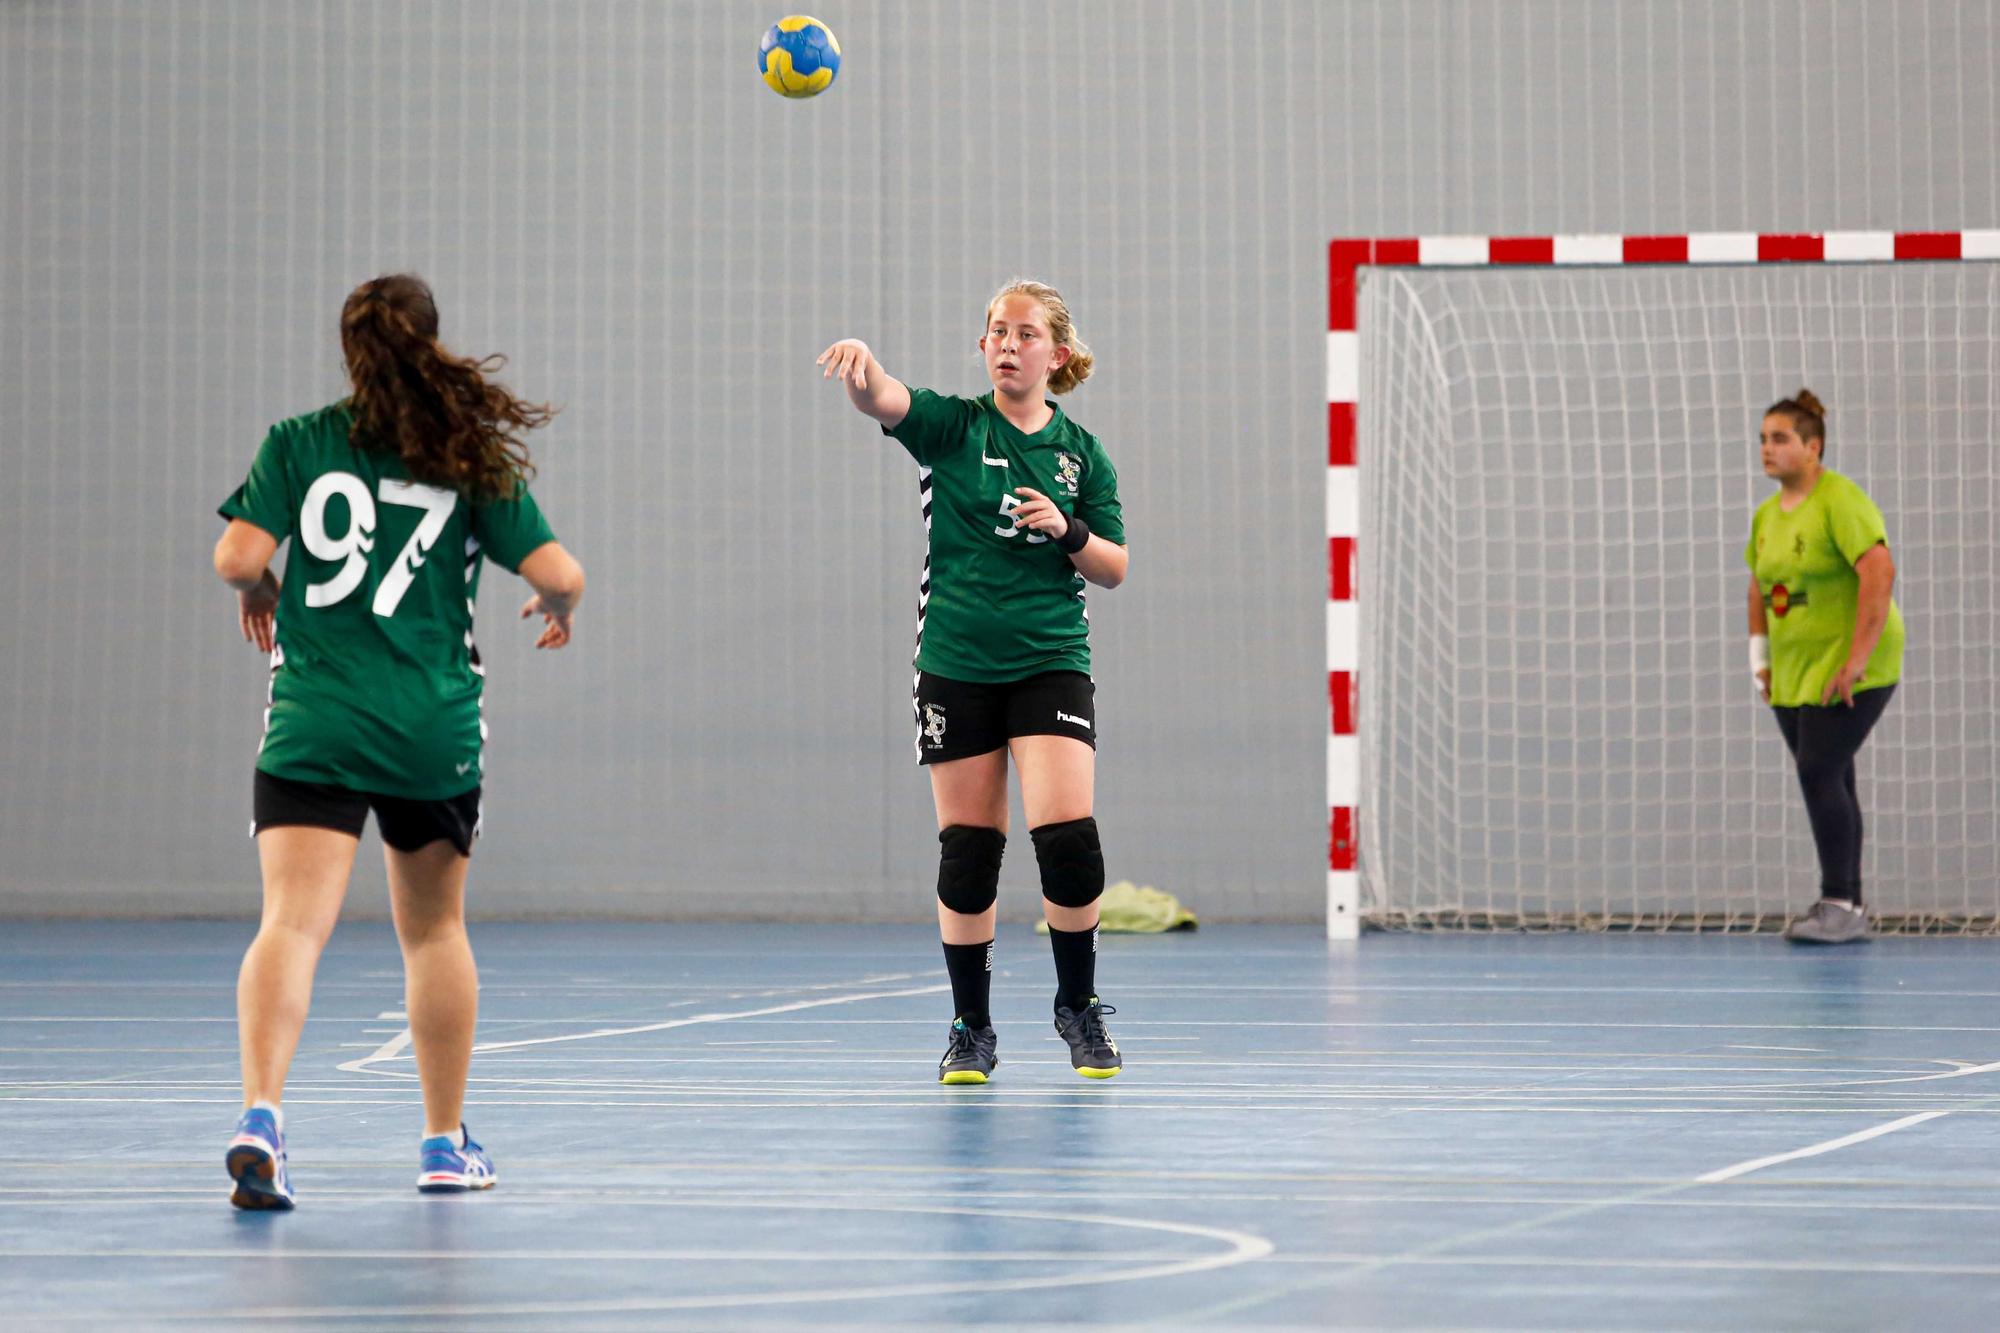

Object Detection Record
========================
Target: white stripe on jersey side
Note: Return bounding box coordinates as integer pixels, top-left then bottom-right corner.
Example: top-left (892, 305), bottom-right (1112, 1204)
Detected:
top-left (914, 466), bottom-right (933, 662)
top-left (260, 642), bottom-right (285, 754)
top-left (913, 466), bottom-right (933, 756)
top-left (465, 538), bottom-right (485, 781)
top-left (465, 536), bottom-right (486, 679)
top-left (251, 642), bottom-right (285, 834)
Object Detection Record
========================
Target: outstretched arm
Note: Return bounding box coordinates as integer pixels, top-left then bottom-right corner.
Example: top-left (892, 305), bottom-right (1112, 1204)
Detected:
top-left (817, 338), bottom-right (912, 429)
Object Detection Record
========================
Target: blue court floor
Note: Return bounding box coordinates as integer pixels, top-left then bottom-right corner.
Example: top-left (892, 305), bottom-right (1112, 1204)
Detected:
top-left (3, 921), bottom-right (1999, 1328)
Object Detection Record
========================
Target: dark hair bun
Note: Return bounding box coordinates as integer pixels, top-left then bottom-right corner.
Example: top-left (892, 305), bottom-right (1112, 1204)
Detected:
top-left (1795, 388), bottom-right (1826, 419)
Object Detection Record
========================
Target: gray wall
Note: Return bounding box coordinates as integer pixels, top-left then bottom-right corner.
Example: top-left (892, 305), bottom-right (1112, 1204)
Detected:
top-left (4, 1), bottom-right (1996, 920)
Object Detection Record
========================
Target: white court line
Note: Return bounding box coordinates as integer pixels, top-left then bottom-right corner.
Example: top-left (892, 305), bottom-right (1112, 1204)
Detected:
top-left (1029, 976), bottom-right (2000, 997)
top-left (42, 1203), bottom-right (1270, 1322)
top-left (13, 1095), bottom-right (1989, 1116)
top-left (0, 1246), bottom-right (1198, 1263)
top-left (1695, 1111), bottom-right (1951, 1183)
top-left (1181, 1104), bottom-right (1959, 1321)
top-left (590, 1018), bottom-right (2000, 1033)
top-left (11, 1080), bottom-right (1989, 1103)
top-left (22, 1015), bottom-right (2000, 1034)
top-left (8, 1180), bottom-right (2000, 1207)
top-left (338, 980), bottom-right (951, 1077)
top-left (1205, 1252), bottom-right (2000, 1276)
top-left (334, 1025), bottom-right (411, 1075)
top-left (469, 983), bottom-right (951, 1054)
top-left (15, 1058), bottom-right (1956, 1084)
top-left (1663, 1058), bottom-right (2000, 1095)
top-left (18, 1185), bottom-right (2000, 1215)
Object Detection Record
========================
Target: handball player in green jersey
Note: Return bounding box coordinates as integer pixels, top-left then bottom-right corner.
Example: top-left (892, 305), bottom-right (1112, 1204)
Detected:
top-left (212, 275), bottom-right (585, 1206)
top-left (1746, 389), bottom-right (1902, 945)
top-left (819, 281), bottom-right (1129, 1083)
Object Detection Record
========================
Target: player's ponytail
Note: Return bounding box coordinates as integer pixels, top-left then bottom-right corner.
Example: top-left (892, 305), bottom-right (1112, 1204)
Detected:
top-left (988, 279), bottom-right (1094, 395)
top-left (1767, 388), bottom-right (1827, 459)
top-left (339, 274), bottom-right (555, 502)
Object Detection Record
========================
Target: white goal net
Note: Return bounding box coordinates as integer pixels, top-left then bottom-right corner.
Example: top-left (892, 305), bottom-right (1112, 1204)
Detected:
top-left (1358, 260), bottom-right (2000, 931)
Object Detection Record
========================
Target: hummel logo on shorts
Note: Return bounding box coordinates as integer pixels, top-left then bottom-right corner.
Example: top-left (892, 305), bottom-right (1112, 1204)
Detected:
top-left (1056, 710), bottom-right (1091, 729)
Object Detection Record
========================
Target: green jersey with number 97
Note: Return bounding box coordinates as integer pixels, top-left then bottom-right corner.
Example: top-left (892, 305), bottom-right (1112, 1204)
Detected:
top-left (219, 403), bottom-right (556, 798)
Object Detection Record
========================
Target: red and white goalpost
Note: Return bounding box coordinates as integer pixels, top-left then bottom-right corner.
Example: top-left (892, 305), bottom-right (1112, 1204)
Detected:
top-left (1327, 230), bottom-right (2000, 939)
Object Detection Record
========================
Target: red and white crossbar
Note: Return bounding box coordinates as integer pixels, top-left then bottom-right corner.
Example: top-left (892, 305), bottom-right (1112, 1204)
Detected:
top-left (1324, 229), bottom-right (1999, 939)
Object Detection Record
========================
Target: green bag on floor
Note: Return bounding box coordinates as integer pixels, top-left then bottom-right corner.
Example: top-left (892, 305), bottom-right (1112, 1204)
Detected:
top-left (1035, 880), bottom-right (1198, 934)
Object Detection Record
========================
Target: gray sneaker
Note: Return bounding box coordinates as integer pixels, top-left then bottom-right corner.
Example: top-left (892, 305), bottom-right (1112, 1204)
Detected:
top-left (1784, 898), bottom-right (1869, 945)
top-left (1054, 998), bottom-right (1122, 1079)
top-left (938, 1018), bottom-right (998, 1084)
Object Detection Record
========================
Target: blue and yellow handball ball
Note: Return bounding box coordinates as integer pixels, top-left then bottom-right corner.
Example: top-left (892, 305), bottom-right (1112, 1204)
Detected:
top-left (758, 16), bottom-right (841, 98)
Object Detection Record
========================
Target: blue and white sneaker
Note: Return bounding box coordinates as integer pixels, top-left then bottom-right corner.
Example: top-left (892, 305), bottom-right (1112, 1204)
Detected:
top-left (417, 1124), bottom-right (496, 1194)
top-left (225, 1106), bottom-right (294, 1211)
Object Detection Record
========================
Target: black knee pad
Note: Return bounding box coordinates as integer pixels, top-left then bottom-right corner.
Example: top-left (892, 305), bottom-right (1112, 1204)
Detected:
top-left (1031, 817), bottom-right (1104, 909)
top-left (937, 825), bottom-right (1005, 916)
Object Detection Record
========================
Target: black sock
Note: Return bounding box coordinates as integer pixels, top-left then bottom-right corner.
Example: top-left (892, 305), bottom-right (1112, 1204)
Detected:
top-left (1048, 924), bottom-right (1098, 1011)
top-left (943, 940), bottom-right (993, 1029)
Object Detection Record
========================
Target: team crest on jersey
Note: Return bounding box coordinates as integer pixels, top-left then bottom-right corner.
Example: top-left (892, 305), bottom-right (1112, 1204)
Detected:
top-left (922, 703), bottom-right (948, 749)
top-left (1053, 452), bottom-right (1080, 495)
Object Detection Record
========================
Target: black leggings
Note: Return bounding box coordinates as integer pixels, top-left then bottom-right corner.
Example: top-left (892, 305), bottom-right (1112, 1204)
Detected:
top-left (1771, 685), bottom-right (1895, 903)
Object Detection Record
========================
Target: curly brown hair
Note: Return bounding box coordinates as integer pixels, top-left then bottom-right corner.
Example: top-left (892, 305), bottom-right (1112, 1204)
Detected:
top-left (339, 275), bottom-right (555, 501)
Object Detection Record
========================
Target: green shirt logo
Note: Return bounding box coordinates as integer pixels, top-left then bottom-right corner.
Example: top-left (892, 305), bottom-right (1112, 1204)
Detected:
top-left (1054, 451), bottom-right (1081, 495)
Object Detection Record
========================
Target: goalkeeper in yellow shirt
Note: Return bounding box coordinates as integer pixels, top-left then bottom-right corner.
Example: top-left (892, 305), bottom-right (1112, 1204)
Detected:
top-left (1746, 390), bottom-right (1902, 944)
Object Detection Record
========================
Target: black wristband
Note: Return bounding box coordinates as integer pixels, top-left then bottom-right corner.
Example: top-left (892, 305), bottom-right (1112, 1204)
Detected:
top-left (1055, 514), bottom-right (1091, 555)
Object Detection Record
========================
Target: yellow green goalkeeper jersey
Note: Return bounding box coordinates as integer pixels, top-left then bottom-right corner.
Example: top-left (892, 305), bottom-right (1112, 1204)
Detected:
top-left (1745, 469), bottom-right (1904, 708)
top-left (886, 389), bottom-right (1124, 683)
top-left (219, 403), bottom-right (556, 798)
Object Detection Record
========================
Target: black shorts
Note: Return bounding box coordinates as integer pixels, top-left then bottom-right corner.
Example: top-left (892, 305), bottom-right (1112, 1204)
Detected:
top-left (914, 670), bottom-right (1096, 765)
top-left (252, 769), bottom-right (483, 857)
